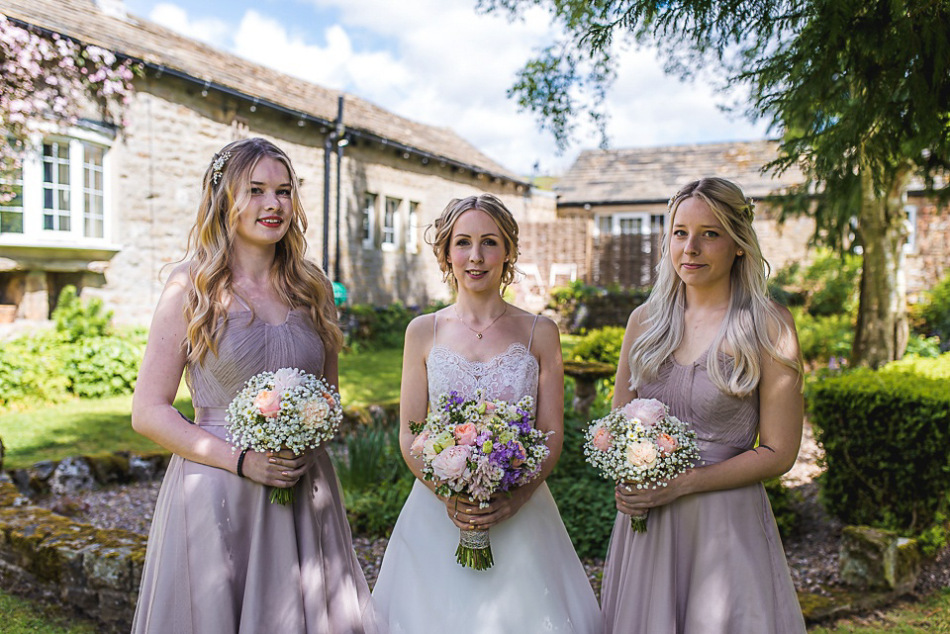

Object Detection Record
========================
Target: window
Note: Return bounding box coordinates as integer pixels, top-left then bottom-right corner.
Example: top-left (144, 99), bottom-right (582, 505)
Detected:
top-left (83, 143), bottom-right (105, 238)
top-left (595, 212), bottom-right (658, 236)
top-left (361, 193), bottom-right (377, 248)
top-left (407, 201), bottom-right (420, 254)
top-left (903, 205), bottom-right (917, 254)
top-left (0, 164), bottom-right (24, 234)
top-left (382, 196), bottom-right (401, 250)
top-left (43, 141), bottom-right (71, 232)
top-left (0, 133), bottom-right (112, 244)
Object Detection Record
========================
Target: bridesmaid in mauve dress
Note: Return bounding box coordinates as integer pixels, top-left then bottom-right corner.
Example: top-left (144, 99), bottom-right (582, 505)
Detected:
top-left (601, 177), bottom-right (807, 633)
top-left (131, 138), bottom-right (384, 633)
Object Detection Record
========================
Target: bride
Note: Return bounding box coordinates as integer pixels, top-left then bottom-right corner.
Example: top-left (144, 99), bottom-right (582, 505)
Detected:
top-left (372, 194), bottom-right (601, 633)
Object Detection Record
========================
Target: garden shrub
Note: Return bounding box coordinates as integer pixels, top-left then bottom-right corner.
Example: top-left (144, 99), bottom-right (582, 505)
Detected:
top-left (792, 307), bottom-right (854, 365)
top-left (570, 326), bottom-right (625, 366)
top-left (0, 331), bottom-right (70, 409)
top-left (808, 356), bottom-right (950, 532)
top-left (548, 411), bottom-right (616, 559)
top-left (52, 285), bottom-right (113, 342)
top-left (341, 301), bottom-right (446, 351)
top-left (0, 288), bottom-right (146, 409)
top-left (61, 330), bottom-right (147, 398)
top-left (771, 250), bottom-right (861, 317)
top-left (549, 281), bottom-right (650, 333)
top-left (334, 423), bottom-right (414, 538)
top-left (913, 273), bottom-right (950, 351)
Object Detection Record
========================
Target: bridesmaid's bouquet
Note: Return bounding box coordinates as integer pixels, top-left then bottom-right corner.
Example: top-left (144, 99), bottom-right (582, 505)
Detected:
top-left (584, 398), bottom-right (699, 532)
top-left (409, 390), bottom-right (552, 570)
top-left (226, 367), bottom-right (342, 505)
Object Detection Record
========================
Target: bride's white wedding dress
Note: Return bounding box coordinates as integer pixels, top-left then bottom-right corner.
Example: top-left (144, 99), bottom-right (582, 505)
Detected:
top-left (372, 315), bottom-right (601, 634)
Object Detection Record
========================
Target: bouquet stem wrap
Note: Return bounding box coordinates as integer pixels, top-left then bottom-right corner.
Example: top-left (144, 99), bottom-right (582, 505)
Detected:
top-left (630, 510), bottom-right (648, 533)
top-left (456, 528), bottom-right (494, 570)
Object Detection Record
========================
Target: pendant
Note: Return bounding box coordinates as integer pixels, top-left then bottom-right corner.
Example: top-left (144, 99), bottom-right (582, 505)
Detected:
top-left (476, 333), bottom-right (483, 339)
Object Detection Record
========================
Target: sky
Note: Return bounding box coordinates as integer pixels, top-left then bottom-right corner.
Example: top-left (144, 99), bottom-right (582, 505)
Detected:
top-left (122, 0), bottom-right (772, 176)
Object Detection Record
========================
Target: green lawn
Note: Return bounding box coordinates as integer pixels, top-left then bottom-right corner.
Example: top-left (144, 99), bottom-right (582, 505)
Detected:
top-left (0, 346), bottom-right (403, 469)
top-left (0, 589), bottom-right (98, 634)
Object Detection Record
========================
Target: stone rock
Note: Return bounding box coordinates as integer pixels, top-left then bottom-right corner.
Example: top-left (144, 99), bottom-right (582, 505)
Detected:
top-left (839, 525), bottom-right (920, 594)
top-left (0, 435), bottom-right (4, 471)
top-left (32, 460), bottom-right (57, 481)
top-left (48, 457), bottom-right (97, 496)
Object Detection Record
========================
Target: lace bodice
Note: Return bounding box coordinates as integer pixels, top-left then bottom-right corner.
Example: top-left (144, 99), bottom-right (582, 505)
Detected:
top-left (426, 343), bottom-right (540, 408)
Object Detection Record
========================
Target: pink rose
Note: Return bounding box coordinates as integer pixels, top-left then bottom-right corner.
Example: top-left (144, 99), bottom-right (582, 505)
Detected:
top-left (454, 422), bottom-right (478, 446)
top-left (254, 390), bottom-right (281, 418)
top-left (592, 425), bottom-right (614, 452)
top-left (409, 431), bottom-right (430, 456)
top-left (621, 398), bottom-right (667, 429)
top-left (656, 432), bottom-right (678, 454)
top-left (626, 441), bottom-right (658, 468)
top-left (431, 445), bottom-right (472, 480)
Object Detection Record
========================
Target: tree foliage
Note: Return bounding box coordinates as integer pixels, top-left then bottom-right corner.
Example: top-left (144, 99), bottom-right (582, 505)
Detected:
top-left (482, 0), bottom-right (950, 367)
top-left (0, 13), bottom-right (136, 200)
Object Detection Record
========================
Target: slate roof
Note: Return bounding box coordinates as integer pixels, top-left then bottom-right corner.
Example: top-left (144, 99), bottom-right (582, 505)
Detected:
top-left (555, 140), bottom-right (806, 206)
top-left (0, 0), bottom-right (526, 184)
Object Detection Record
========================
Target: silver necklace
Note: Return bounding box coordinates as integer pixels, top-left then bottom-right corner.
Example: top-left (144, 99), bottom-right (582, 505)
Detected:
top-left (453, 304), bottom-right (508, 340)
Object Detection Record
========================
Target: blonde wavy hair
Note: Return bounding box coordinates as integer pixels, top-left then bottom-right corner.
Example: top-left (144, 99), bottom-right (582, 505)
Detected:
top-left (182, 137), bottom-right (342, 364)
top-left (427, 193), bottom-right (520, 294)
top-left (629, 177), bottom-right (802, 397)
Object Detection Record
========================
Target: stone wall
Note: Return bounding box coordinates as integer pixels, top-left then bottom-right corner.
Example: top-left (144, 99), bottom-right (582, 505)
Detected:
top-left (0, 480), bottom-right (144, 633)
top-left (906, 195), bottom-right (950, 300)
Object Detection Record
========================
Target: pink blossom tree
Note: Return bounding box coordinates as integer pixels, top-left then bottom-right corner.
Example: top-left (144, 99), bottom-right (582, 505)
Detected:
top-left (0, 13), bottom-right (137, 201)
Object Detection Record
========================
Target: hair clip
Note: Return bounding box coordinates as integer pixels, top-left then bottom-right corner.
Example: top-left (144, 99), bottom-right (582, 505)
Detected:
top-left (743, 197), bottom-right (756, 221)
top-left (667, 188), bottom-right (686, 211)
top-left (211, 151), bottom-right (231, 185)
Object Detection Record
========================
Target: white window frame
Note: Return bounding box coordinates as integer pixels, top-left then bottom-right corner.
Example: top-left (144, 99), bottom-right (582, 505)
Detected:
top-left (0, 128), bottom-right (114, 248)
top-left (361, 192), bottom-right (377, 249)
top-left (903, 204), bottom-right (917, 254)
top-left (382, 196), bottom-right (401, 251)
top-left (406, 201), bottom-right (420, 254)
top-left (594, 211), bottom-right (653, 237)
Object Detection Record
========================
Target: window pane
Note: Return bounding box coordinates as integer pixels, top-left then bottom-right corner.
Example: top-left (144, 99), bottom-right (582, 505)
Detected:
top-left (59, 189), bottom-right (69, 210)
top-left (0, 211), bottom-right (23, 233)
top-left (44, 214), bottom-right (54, 230)
top-left (58, 163), bottom-right (69, 183)
top-left (45, 188), bottom-right (53, 208)
top-left (60, 215), bottom-right (70, 232)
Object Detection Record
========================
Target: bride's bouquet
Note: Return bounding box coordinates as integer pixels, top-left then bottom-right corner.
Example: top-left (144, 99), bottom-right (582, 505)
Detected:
top-left (584, 398), bottom-right (699, 532)
top-left (226, 367), bottom-right (342, 505)
top-left (409, 390), bottom-right (552, 570)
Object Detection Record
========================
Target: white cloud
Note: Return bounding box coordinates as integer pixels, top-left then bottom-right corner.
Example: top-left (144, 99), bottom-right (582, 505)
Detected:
top-left (149, 3), bottom-right (230, 47)
top-left (144, 0), bottom-right (769, 175)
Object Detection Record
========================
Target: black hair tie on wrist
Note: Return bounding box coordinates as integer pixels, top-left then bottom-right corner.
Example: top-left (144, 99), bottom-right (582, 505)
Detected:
top-left (236, 448), bottom-right (250, 478)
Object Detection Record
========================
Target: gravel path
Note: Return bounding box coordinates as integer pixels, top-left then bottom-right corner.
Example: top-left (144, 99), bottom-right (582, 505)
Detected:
top-left (29, 422), bottom-right (950, 598)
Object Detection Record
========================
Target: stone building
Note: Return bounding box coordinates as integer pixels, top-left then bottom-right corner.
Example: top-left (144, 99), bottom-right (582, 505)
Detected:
top-left (0, 0), bottom-right (555, 325)
top-left (551, 140), bottom-right (949, 298)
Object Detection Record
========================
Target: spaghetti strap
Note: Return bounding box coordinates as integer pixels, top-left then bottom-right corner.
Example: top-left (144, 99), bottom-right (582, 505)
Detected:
top-left (527, 314), bottom-right (541, 351)
top-left (232, 293), bottom-right (251, 311)
top-left (432, 312), bottom-right (438, 346)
